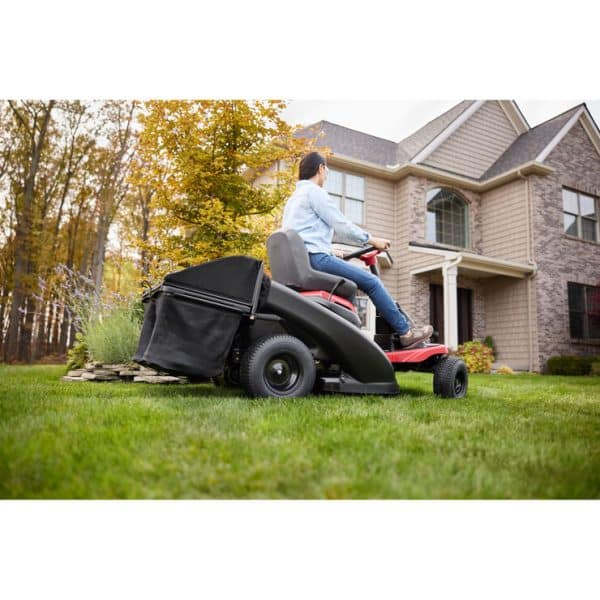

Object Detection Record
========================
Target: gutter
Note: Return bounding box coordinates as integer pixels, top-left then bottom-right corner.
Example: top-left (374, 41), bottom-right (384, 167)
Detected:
top-left (326, 153), bottom-right (554, 192)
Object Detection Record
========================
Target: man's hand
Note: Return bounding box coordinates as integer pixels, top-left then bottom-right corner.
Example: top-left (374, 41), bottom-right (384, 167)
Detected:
top-left (368, 236), bottom-right (391, 250)
top-left (333, 248), bottom-right (346, 258)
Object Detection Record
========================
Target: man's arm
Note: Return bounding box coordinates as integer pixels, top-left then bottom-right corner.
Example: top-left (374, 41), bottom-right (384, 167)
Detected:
top-left (309, 186), bottom-right (391, 250)
top-left (308, 185), bottom-right (370, 245)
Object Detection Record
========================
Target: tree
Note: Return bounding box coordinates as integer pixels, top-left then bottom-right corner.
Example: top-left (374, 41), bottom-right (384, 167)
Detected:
top-left (0, 100), bottom-right (137, 362)
top-left (3, 100), bottom-right (56, 362)
top-left (88, 101), bottom-right (138, 293)
top-left (135, 100), bottom-right (313, 279)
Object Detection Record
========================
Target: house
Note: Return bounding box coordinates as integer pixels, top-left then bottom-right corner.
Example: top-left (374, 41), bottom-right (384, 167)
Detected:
top-left (293, 100), bottom-right (600, 372)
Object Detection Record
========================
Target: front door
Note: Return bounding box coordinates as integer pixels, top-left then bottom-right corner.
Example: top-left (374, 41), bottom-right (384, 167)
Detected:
top-left (429, 284), bottom-right (473, 345)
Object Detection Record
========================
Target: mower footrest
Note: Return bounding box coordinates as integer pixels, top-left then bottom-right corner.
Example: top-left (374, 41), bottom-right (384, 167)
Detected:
top-left (319, 374), bottom-right (399, 395)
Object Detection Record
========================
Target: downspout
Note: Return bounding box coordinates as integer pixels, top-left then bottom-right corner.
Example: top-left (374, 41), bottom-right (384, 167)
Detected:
top-left (518, 170), bottom-right (539, 372)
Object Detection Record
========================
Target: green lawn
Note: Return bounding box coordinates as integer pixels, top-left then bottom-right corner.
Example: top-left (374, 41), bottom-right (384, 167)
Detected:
top-left (1, 365), bottom-right (599, 499)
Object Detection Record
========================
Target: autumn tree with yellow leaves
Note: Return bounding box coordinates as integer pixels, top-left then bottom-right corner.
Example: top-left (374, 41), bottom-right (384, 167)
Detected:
top-left (134, 100), bottom-right (314, 280)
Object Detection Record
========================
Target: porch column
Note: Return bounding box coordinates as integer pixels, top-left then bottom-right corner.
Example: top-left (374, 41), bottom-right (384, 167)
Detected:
top-left (443, 263), bottom-right (459, 350)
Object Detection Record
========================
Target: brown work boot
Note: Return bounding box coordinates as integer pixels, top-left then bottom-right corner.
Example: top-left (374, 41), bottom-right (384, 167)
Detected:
top-left (397, 325), bottom-right (434, 348)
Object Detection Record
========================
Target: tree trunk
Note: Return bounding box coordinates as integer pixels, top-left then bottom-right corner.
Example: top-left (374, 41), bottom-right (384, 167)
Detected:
top-left (17, 298), bottom-right (35, 362)
top-left (91, 209), bottom-right (110, 294)
top-left (33, 295), bottom-right (49, 360)
top-left (0, 288), bottom-right (7, 357)
top-left (58, 301), bottom-right (70, 354)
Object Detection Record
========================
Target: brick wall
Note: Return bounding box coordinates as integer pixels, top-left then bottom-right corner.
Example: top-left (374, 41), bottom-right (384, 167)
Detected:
top-left (531, 121), bottom-right (600, 369)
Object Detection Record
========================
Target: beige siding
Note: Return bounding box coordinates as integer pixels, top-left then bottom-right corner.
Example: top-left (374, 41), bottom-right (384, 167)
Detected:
top-left (424, 101), bottom-right (519, 179)
top-left (483, 277), bottom-right (531, 370)
top-left (363, 174), bottom-right (396, 296)
top-left (399, 101), bottom-right (474, 159)
top-left (394, 178), bottom-right (411, 309)
top-left (480, 179), bottom-right (529, 262)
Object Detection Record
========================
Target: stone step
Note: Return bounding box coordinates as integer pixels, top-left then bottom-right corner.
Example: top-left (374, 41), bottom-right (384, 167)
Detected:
top-left (133, 375), bottom-right (185, 384)
top-left (81, 372), bottom-right (120, 381)
top-left (118, 370), bottom-right (140, 377)
top-left (103, 363), bottom-right (138, 371)
top-left (67, 369), bottom-right (86, 377)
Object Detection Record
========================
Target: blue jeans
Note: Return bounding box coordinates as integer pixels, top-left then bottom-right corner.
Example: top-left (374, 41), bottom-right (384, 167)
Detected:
top-left (309, 252), bottom-right (410, 335)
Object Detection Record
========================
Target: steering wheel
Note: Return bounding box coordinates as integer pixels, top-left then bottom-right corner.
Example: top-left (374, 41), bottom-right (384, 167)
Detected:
top-left (342, 245), bottom-right (383, 276)
top-left (342, 245), bottom-right (379, 260)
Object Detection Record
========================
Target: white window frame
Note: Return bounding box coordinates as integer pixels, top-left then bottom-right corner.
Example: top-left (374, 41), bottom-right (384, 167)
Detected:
top-left (425, 187), bottom-right (470, 250)
top-left (325, 168), bottom-right (366, 225)
top-left (562, 187), bottom-right (599, 242)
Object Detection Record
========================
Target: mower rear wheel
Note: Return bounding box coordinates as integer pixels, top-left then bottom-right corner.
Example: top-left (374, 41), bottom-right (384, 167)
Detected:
top-left (240, 335), bottom-right (316, 398)
top-left (433, 356), bottom-right (468, 398)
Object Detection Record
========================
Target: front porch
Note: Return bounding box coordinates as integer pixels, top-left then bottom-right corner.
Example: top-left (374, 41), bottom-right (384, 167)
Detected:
top-left (409, 244), bottom-right (537, 369)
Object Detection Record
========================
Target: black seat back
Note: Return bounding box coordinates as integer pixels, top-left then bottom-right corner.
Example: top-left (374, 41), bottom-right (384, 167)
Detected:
top-left (267, 229), bottom-right (357, 300)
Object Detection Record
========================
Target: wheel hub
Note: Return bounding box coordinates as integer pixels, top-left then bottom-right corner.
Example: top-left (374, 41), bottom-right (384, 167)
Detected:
top-left (265, 354), bottom-right (299, 392)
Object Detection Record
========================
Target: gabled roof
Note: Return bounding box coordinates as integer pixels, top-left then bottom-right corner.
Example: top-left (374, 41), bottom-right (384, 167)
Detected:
top-left (294, 101), bottom-right (600, 186)
top-left (397, 100), bottom-right (476, 160)
top-left (482, 104), bottom-right (585, 180)
top-left (296, 100), bottom-right (524, 171)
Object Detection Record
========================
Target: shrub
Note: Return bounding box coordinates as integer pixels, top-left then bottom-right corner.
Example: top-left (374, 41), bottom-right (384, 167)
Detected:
top-left (483, 335), bottom-right (496, 358)
top-left (66, 332), bottom-right (89, 371)
top-left (546, 355), bottom-right (600, 376)
top-left (456, 340), bottom-right (494, 374)
top-left (496, 365), bottom-right (515, 375)
top-left (85, 304), bottom-right (141, 365)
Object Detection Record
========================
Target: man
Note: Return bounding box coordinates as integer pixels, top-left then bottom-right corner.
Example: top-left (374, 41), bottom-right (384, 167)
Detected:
top-left (282, 151), bottom-right (433, 347)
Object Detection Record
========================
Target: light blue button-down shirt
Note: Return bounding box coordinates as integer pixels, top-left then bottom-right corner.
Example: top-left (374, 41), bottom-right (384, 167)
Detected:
top-left (281, 180), bottom-right (370, 254)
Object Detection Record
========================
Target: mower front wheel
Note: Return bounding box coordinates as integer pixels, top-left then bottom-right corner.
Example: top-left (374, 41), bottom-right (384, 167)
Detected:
top-left (240, 335), bottom-right (316, 398)
top-left (433, 356), bottom-right (468, 398)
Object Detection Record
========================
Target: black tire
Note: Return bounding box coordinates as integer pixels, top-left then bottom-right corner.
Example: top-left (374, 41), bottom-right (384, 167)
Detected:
top-left (240, 335), bottom-right (316, 398)
top-left (433, 356), bottom-right (468, 398)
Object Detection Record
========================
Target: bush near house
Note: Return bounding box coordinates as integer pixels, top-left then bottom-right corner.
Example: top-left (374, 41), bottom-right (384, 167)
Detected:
top-left (456, 341), bottom-right (494, 374)
top-left (483, 336), bottom-right (496, 359)
top-left (546, 355), bottom-right (600, 376)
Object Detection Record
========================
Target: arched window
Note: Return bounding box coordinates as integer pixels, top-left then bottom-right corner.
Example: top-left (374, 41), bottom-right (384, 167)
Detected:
top-left (426, 188), bottom-right (469, 248)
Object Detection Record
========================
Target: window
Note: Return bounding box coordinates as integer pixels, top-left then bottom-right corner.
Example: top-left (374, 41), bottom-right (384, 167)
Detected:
top-left (563, 188), bottom-right (598, 242)
top-left (568, 282), bottom-right (600, 340)
top-left (426, 188), bottom-right (469, 248)
top-left (325, 169), bottom-right (365, 224)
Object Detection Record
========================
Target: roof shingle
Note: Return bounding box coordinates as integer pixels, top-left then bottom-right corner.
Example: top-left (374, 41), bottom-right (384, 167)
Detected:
top-left (295, 120), bottom-right (400, 166)
top-left (481, 105), bottom-right (584, 180)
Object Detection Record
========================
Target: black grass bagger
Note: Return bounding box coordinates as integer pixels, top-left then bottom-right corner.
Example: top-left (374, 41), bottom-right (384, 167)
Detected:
top-left (133, 256), bottom-right (268, 380)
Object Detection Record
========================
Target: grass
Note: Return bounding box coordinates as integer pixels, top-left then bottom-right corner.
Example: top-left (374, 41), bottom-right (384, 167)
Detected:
top-left (1, 365), bottom-right (599, 499)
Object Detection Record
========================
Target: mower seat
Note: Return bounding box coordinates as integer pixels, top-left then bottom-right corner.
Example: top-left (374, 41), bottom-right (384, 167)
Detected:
top-left (267, 229), bottom-right (357, 301)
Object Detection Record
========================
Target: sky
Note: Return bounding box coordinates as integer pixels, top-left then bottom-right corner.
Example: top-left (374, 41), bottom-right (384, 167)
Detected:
top-left (282, 100), bottom-right (600, 142)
